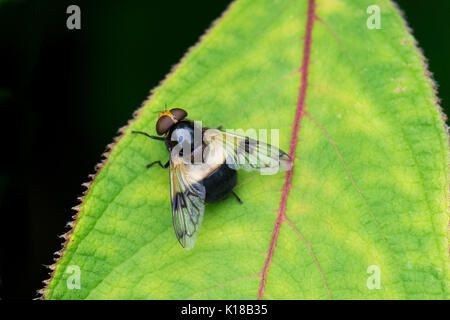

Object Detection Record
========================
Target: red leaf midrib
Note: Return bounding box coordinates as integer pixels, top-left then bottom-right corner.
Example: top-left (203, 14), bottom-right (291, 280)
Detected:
top-left (257, 0), bottom-right (316, 300)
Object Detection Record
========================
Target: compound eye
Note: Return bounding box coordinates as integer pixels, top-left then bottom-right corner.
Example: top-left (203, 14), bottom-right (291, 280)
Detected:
top-left (156, 116), bottom-right (173, 135)
top-left (170, 108), bottom-right (187, 121)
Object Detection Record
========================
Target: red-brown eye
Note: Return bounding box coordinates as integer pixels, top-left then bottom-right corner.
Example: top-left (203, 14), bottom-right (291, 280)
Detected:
top-left (155, 108), bottom-right (188, 135)
top-left (170, 108), bottom-right (187, 121)
top-left (156, 116), bottom-right (173, 135)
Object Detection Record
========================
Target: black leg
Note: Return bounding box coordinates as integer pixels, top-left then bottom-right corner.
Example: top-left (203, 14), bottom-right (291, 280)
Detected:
top-left (132, 130), bottom-right (165, 141)
top-left (231, 190), bottom-right (243, 204)
top-left (216, 125), bottom-right (223, 130)
top-left (133, 131), bottom-right (170, 169)
top-left (146, 160), bottom-right (170, 169)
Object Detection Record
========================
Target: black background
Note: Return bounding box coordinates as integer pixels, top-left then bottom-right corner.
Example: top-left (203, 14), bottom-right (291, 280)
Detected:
top-left (0, 0), bottom-right (448, 300)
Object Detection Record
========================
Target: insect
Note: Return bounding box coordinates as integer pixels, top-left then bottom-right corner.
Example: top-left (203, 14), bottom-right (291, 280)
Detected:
top-left (132, 108), bottom-right (292, 249)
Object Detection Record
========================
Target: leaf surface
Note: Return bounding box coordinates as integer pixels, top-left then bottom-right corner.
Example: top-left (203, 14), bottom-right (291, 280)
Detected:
top-left (42, 0), bottom-right (448, 299)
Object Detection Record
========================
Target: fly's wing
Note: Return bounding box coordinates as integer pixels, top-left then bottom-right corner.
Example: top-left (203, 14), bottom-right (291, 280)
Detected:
top-left (170, 157), bottom-right (206, 250)
top-left (203, 128), bottom-right (292, 174)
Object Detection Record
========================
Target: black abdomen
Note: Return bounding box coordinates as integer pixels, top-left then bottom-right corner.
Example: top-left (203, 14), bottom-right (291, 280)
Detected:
top-left (202, 163), bottom-right (237, 203)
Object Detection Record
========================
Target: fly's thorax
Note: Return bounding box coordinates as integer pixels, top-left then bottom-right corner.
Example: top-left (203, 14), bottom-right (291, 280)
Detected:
top-left (168, 120), bottom-right (205, 163)
top-left (167, 121), bottom-right (195, 156)
top-left (170, 126), bottom-right (227, 181)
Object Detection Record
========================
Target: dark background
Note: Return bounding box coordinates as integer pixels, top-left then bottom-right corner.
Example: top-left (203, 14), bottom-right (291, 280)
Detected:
top-left (0, 0), bottom-right (448, 300)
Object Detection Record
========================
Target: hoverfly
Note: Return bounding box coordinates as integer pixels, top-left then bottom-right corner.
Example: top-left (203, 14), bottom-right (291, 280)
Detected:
top-left (132, 108), bottom-right (292, 249)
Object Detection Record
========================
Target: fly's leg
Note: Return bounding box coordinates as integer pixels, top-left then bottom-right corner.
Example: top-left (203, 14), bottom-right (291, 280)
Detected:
top-left (231, 190), bottom-right (243, 205)
top-left (146, 160), bottom-right (170, 169)
top-left (131, 131), bottom-right (170, 169)
top-left (217, 125), bottom-right (223, 130)
top-left (131, 130), bottom-right (165, 141)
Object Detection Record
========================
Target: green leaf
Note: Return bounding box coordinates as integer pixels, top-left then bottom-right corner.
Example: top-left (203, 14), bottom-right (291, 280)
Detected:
top-left (41, 0), bottom-right (448, 299)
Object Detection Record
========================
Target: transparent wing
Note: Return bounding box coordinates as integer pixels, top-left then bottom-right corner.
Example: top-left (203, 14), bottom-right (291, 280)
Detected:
top-left (170, 157), bottom-right (206, 250)
top-left (203, 128), bottom-right (292, 174)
